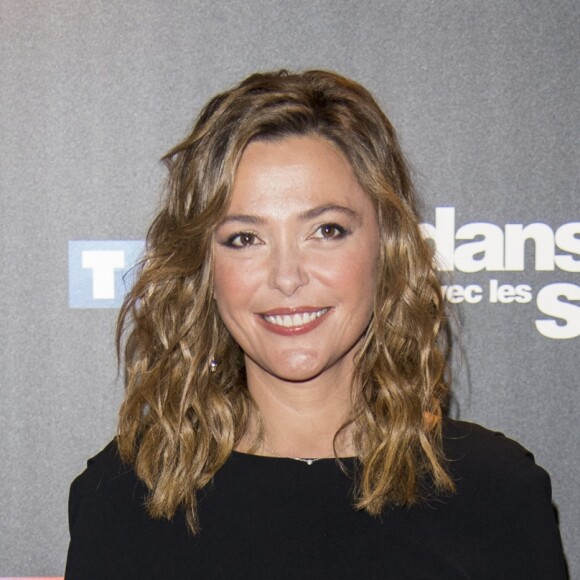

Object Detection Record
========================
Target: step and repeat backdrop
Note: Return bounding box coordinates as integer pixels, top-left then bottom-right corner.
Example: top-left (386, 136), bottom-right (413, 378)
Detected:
top-left (1, 1), bottom-right (578, 577)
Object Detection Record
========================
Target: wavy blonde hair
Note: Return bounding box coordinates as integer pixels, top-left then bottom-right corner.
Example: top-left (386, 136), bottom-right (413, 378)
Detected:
top-left (117, 69), bottom-right (454, 532)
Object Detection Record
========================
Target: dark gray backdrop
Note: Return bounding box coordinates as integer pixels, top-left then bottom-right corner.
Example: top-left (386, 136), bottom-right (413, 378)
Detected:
top-left (1, 1), bottom-right (578, 577)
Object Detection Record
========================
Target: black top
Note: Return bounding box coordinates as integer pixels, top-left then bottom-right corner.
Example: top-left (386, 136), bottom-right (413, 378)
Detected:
top-left (65, 419), bottom-right (567, 579)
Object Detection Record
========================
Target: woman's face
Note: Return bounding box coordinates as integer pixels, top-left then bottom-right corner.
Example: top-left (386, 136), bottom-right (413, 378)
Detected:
top-left (213, 135), bottom-right (380, 386)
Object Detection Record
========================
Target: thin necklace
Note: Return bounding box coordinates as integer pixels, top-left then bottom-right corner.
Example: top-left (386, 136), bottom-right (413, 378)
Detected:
top-left (262, 441), bottom-right (353, 466)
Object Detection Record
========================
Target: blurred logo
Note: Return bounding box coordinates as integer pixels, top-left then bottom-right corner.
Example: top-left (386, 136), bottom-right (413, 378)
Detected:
top-left (68, 240), bottom-right (144, 308)
top-left (422, 207), bottom-right (580, 339)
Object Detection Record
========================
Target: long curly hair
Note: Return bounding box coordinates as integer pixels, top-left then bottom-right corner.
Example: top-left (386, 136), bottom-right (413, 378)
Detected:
top-left (117, 69), bottom-right (454, 533)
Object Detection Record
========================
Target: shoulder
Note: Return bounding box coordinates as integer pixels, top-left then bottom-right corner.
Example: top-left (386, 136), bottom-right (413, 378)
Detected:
top-left (439, 419), bottom-right (567, 577)
top-left (68, 439), bottom-right (149, 531)
top-left (73, 439), bottom-right (129, 480)
top-left (443, 418), bottom-right (535, 465)
top-left (441, 418), bottom-right (552, 502)
top-left (70, 439), bottom-right (140, 497)
top-left (66, 440), bottom-right (177, 579)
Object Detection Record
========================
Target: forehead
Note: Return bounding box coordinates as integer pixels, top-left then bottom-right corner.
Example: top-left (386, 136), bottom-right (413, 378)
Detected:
top-left (229, 135), bottom-right (373, 215)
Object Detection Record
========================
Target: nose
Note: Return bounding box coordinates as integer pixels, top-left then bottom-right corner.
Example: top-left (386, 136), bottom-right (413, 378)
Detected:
top-left (268, 241), bottom-right (309, 296)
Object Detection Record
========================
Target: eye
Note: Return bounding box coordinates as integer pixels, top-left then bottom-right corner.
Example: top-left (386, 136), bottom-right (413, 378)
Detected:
top-left (223, 232), bottom-right (261, 248)
top-left (312, 223), bottom-right (349, 240)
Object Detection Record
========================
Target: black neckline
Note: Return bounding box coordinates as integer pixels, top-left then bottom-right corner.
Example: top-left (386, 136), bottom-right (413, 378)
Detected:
top-left (230, 450), bottom-right (356, 463)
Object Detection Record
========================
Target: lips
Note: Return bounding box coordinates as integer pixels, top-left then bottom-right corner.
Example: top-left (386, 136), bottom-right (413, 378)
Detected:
top-left (258, 307), bottom-right (331, 335)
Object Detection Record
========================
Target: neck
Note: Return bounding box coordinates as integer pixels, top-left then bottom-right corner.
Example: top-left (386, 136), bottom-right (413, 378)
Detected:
top-left (240, 359), bottom-right (355, 458)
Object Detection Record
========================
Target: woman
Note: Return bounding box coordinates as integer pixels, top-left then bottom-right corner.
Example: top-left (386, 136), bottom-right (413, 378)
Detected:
top-left (65, 70), bottom-right (567, 579)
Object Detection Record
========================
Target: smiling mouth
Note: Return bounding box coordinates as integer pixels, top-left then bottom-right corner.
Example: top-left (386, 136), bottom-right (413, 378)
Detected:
top-left (262, 308), bottom-right (330, 328)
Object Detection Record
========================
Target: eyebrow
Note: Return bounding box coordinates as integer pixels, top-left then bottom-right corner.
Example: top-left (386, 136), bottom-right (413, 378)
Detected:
top-left (220, 204), bottom-right (359, 225)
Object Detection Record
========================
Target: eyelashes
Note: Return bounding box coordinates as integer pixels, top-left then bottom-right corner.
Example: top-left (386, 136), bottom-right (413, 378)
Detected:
top-left (220, 223), bottom-right (351, 249)
top-left (311, 223), bottom-right (350, 240)
top-left (223, 231), bottom-right (261, 248)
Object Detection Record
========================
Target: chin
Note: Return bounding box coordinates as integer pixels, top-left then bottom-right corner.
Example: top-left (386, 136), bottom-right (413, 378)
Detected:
top-left (274, 368), bottom-right (325, 383)
top-left (260, 352), bottom-right (327, 382)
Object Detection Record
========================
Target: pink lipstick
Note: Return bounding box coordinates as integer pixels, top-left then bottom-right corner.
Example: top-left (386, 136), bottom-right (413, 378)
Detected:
top-left (257, 306), bottom-right (332, 336)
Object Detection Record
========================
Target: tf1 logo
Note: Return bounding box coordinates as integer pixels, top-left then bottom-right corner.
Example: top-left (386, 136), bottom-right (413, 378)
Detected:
top-left (68, 241), bottom-right (144, 308)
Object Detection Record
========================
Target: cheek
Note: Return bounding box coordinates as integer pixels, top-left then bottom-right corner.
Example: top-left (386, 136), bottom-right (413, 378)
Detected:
top-left (213, 259), bottom-right (237, 314)
top-left (325, 246), bottom-right (379, 307)
top-left (213, 258), bottom-right (260, 316)
top-left (212, 261), bottom-right (229, 303)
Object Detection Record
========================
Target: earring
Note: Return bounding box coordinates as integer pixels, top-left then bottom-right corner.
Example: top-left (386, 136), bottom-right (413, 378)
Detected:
top-left (209, 359), bottom-right (219, 373)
